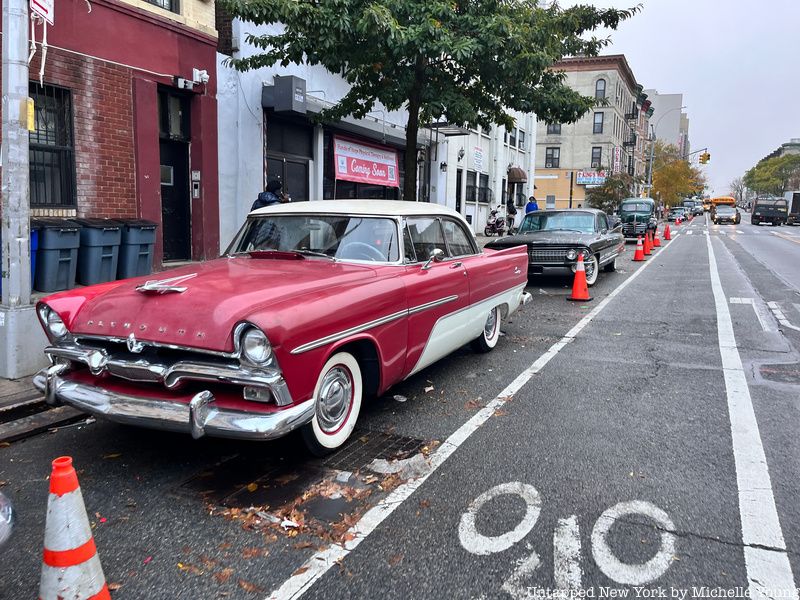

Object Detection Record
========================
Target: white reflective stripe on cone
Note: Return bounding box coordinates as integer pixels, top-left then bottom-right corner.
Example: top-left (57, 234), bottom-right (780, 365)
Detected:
top-left (43, 488), bottom-right (93, 552)
top-left (576, 259), bottom-right (585, 272)
top-left (39, 553), bottom-right (107, 600)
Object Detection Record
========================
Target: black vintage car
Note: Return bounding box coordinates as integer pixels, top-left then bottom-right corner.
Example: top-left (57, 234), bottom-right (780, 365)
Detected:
top-left (484, 209), bottom-right (624, 286)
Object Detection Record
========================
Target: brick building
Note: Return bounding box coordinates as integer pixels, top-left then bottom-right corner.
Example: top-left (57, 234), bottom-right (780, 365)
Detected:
top-left (2, 0), bottom-right (220, 266)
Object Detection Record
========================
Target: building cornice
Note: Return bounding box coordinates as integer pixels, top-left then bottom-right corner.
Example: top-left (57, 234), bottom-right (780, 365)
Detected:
top-left (553, 55), bottom-right (639, 94)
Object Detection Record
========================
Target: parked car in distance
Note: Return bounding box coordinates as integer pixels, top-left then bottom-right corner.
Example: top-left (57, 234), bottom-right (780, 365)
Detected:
top-left (751, 197), bottom-right (788, 226)
top-left (667, 207), bottom-right (686, 222)
top-left (33, 201), bottom-right (531, 454)
top-left (713, 205), bottom-right (741, 225)
top-left (782, 191), bottom-right (799, 225)
top-left (618, 197), bottom-right (657, 239)
top-left (484, 208), bottom-right (624, 287)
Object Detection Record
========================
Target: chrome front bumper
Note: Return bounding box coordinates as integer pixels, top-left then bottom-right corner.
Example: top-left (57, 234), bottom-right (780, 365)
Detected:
top-left (33, 369), bottom-right (315, 441)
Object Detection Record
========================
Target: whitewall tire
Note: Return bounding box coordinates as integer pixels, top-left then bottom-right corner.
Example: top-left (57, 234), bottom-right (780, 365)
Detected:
top-left (471, 306), bottom-right (501, 353)
top-left (301, 352), bottom-right (362, 456)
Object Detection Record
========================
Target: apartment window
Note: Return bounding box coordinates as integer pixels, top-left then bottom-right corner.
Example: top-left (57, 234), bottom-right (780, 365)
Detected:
top-left (145, 0), bottom-right (178, 13)
top-left (593, 112), bottom-right (604, 134)
top-left (478, 173), bottom-right (490, 203)
top-left (546, 123), bottom-right (561, 135)
top-left (466, 170), bottom-right (477, 202)
top-left (545, 147), bottom-right (560, 169)
top-left (591, 147), bottom-right (602, 169)
top-left (546, 195), bottom-right (556, 209)
top-left (481, 125), bottom-right (491, 136)
top-left (518, 130), bottom-right (526, 151)
top-left (29, 83), bottom-right (76, 207)
top-left (595, 79), bottom-right (606, 100)
top-left (509, 128), bottom-right (517, 147)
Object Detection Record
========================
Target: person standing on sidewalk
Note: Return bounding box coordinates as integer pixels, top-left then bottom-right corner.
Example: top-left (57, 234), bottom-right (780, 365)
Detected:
top-left (525, 196), bottom-right (539, 213)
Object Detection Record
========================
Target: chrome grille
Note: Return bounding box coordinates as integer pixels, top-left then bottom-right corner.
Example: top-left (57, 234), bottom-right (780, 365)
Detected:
top-left (528, 248), bottom-right (568, 264)
top-left (622, 222), bottom-right (647, 235)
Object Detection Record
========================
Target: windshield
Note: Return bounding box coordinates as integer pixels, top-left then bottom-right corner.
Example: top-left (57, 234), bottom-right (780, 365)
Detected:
top-left (228, 215), bottom-right (401, 262)
top-left (716, 206), bottom-right (735, 215)
top-left (620, 202), bottom-right (651, 213)
top-left (518, 212), bottom-right (595, 234)
top-left (670, 208), bottom-right (684, 213)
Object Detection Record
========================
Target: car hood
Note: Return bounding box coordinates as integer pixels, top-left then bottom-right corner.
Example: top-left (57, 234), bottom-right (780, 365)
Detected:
top-left (486, 230), bottom-right (596, 247)
top-left (47, 256), bottom-right (378, 353)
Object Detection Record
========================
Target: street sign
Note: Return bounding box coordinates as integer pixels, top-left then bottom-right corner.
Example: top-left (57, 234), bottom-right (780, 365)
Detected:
top-left (576, 171), bottom-right (607, 186)
top-left (30, 0), bottom-right (53, 25)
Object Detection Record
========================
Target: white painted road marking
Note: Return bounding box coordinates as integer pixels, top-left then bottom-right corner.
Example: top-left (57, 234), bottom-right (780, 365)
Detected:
top-left (554, 515), bottom-right (582, 590)
top-left (458, 482), bottom-right (542, 556)
top-left (728, 297), bottom-right (774, 332)
top-left (767, 301), bottom-right (800, 332)
top-left (591, 501), bottom-right (676, 586)
top-left (706, 234), bottom-right (797, 599)
top-left (265, 234), bottom-right (681, 600)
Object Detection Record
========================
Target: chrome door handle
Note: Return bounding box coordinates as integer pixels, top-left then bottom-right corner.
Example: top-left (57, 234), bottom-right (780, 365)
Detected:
top-left (450, 262), bottom-right (463, 269)
top-left (514, 267), bottom-right (521, 275)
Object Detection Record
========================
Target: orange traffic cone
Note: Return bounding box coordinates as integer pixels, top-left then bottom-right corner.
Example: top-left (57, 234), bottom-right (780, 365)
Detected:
top-left (664, 224), bottom-right (672, 240)
top-left (653, 229), bottom-right (661, 247)
top-left (633, 235), bottom-right (645, 261)
top-left (39, 457), bottom-right (111, 600)
top-left (644, 232), bottom-right (652, 256)
top-left (567, 254), bottom-right (592, 302)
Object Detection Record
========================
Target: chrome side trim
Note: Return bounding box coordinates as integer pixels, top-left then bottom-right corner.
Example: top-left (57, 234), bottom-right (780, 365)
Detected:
top-left (289, 294), bottom-right (460, 355)
top-left (290, 309), bottom-right (408, 355)
top-left (32, 372), bottom-right (314, 441)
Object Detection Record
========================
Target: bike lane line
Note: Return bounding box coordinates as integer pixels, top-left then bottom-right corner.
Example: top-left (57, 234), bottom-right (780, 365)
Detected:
top-left (705, 232), bottom-right (798, 600)
top-left (264, 239), bottom-right (682, 600)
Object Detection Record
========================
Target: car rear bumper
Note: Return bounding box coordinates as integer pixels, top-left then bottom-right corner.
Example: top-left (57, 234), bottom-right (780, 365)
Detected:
top-left (33, 368), bottom-right (315, 441)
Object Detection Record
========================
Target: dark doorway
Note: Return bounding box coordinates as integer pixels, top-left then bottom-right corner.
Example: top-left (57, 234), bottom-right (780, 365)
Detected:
top-left (160, 139), bottom-right (191, 261)
top-left (455, 169), bottom-right (463, 213)
top-left (266, 156), bottom-right (309, 202)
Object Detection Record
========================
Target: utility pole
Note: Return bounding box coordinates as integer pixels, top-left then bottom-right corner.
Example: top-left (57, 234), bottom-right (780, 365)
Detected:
top-left (568, 171), bottom-right (574, 208)
top-left (2, 0), bottom-right (41, 378)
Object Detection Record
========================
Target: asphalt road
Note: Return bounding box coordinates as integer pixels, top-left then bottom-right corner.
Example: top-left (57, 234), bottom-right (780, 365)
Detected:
top-left (2, 214), bottom-right (800, 600)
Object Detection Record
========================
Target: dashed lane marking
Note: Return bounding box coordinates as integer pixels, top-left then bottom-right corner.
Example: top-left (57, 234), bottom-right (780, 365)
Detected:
top-left (264, 239), bottom-right (682, 599)
top-left (706, 234), bottom-right (797, 600)
top-left (767, 302), bottom-right (800, 332)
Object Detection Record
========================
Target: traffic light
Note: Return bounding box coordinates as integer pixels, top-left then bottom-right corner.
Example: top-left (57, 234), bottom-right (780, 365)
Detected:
top-left (699, 152), bottom-right (711, 164)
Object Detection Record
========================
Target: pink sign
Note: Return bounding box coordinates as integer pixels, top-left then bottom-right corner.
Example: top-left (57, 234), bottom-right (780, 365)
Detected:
top-left (334, 136), bottom-right (399, 187)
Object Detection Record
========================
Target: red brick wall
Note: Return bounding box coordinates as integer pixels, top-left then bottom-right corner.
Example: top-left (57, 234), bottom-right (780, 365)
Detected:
top-left (27, 49), bottom-right (137, 219)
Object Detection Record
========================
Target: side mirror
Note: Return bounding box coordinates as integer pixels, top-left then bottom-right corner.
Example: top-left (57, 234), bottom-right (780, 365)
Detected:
top-left (421, 248), bottom-right (445, 271)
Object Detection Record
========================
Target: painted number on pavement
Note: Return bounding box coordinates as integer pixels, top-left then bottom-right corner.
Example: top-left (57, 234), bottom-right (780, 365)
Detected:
top-left (458, 482), bottom-right (677, 595)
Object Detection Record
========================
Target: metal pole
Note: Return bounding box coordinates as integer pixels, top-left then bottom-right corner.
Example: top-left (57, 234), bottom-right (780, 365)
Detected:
top-left (568, 171), bottom-right (574, 208)
top-left (2, 0), bottom-right (32, 308)
top-left (646, 124), bottom-right (655, 194)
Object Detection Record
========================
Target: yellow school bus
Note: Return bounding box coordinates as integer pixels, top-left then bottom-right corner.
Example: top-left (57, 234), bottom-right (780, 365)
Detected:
top-left (711, 196), bottom-right (736, 207)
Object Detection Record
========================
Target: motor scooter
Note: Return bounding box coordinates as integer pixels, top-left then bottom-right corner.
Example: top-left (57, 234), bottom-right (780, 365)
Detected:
top-left (484, 209), bottom-right (506, 236)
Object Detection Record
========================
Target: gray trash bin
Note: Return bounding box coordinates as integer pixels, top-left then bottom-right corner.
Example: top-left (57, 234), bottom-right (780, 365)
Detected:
top-left (117, 219), bottom-right (157, 279)
top-left (32, 219), bottom-right (81, 292)
top-left (72, 218), bottom-right (122, 286)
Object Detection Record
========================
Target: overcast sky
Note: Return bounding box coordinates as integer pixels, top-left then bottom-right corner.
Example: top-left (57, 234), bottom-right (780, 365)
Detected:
top-left (567, 0), bottom-right (800, 195)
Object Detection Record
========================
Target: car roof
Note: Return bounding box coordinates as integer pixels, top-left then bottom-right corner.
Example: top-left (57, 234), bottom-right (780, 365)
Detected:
top-left (526, 208), bottom-right (604, 215)
top-left (249, 200), bottom-right (465, 220)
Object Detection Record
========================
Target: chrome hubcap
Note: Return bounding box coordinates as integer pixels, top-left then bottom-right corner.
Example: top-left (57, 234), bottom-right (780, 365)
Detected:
top-left (484, 308), bottom-right (498, 338)
top-left (316, 366), bottom-right (353, 433)
top-left (585, 258), bottom-right (596, 281)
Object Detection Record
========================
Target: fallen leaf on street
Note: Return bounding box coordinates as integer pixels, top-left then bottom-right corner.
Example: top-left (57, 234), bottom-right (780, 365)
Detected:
top-left (293, 541), bottom-right (315, 550)
top-left (241, 547), bottom-right (265, 559)
top-left (494, 408), bottom-right (508, 417)
top-left (393, 394), bottom-right (407, 403)
top-left (0, 442), bottom-right (10, 448)
top-left (388, 554), bottom-right (404, 566)
top-left (424, 386), bottom-right (434, 393)
top-left (246, 482), bottom-right (259, 493)
top-left (238, 580), bottom-right (264, 594)
top-left (102, 452), bottom-right (122, 459)
top-left (464, 399), bottom-right (481, 410)
top-left (293, 566), bottom-right (310, 576)
top-left (108, 583), bottom-right (122, 591)
top-left (143, 556), bottom-right (153, 565)
top-left (214, 568), bottom-right (234, 583)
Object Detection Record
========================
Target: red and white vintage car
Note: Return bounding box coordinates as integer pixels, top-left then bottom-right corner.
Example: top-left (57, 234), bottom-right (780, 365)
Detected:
top-left (34, 201), bottom-right (530, 453)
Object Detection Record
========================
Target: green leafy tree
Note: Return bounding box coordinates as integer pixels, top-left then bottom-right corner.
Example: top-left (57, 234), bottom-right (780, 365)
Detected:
top-left (743, 154), bottom-right (800, 195)
top-left (652, 141), bottom-right (705, 207)
top-left (585, 172), bottom-right (635, 214)
top-left (223, 0), bottom-right (639, 200)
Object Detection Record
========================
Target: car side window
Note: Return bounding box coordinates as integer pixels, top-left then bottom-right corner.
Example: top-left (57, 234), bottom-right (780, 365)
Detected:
top-left (596, 213), bottom-right (608, 232)
top-left (406, 217), bottom-right (448, 262)
top-left (441, 218), bottom-right (476, 257)
top-left (402, 223), bottom-right (417, 263)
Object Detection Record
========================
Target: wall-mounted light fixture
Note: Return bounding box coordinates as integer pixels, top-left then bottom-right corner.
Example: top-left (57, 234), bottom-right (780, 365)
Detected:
top-left (457, 148), bottom-right (465, 161)
top-left (440, 162), bottom-right (448, 172)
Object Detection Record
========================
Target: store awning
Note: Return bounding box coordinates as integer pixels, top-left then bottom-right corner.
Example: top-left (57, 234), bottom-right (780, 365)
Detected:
top-left (507, 167), bottom-right (527, 183)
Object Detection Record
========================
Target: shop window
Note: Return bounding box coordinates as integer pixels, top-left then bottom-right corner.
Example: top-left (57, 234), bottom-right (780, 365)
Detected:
top-left (29, 83), bottom-right (76, 208)
top-left (322, 132), bottom-right (402, 200)
top-left (267, 118), bottom-right (313, 159)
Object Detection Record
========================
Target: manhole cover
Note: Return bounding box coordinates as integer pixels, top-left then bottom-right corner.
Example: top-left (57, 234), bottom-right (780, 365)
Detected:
top-left (322, 430), bottom-right (428, 472)
top-left (760, 363), bottom-right (800, 385)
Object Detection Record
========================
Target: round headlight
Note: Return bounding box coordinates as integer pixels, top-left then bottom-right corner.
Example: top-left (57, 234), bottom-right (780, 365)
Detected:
top-left (39, 305), bottom-right (68, 339)
top-left (566, 249), bottom-right (578, 261)
top-left (242, 328), bottom-right (272, 364)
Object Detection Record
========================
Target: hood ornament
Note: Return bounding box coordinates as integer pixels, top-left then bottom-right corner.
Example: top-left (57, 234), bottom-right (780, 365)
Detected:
top-left (127, 333), bottom-right (145, 354)
top-left (136, 273), bottom-right (197, 294)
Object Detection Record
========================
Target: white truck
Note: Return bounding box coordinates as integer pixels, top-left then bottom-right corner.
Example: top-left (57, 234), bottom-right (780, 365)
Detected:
top-left (784, 191), bottom-right (800, 225)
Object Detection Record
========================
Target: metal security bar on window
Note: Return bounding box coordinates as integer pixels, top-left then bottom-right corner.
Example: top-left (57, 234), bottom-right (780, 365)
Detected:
top-left (29, 83), bottom-right (76, 208)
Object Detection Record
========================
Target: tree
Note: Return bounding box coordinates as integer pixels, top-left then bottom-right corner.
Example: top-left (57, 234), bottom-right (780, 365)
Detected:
top-left (743, 154), bottom-right (800, 196)
top-left (651, 141), bottom-right (705, 207)
top-left (585, 172), bottom-right (635, 214)
top-left (222, 0), bottom-right (639, 200)
top-left (729, 177), bottom-right (745, 203)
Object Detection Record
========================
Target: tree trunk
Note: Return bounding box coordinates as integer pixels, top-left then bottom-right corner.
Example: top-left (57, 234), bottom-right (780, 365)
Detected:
top-left (403, 57), bottom-right (425, 202)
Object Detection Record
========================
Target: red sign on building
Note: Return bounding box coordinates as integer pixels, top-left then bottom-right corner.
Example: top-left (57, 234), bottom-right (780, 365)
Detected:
top-left (334, 136), bottom-right (399, 187)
